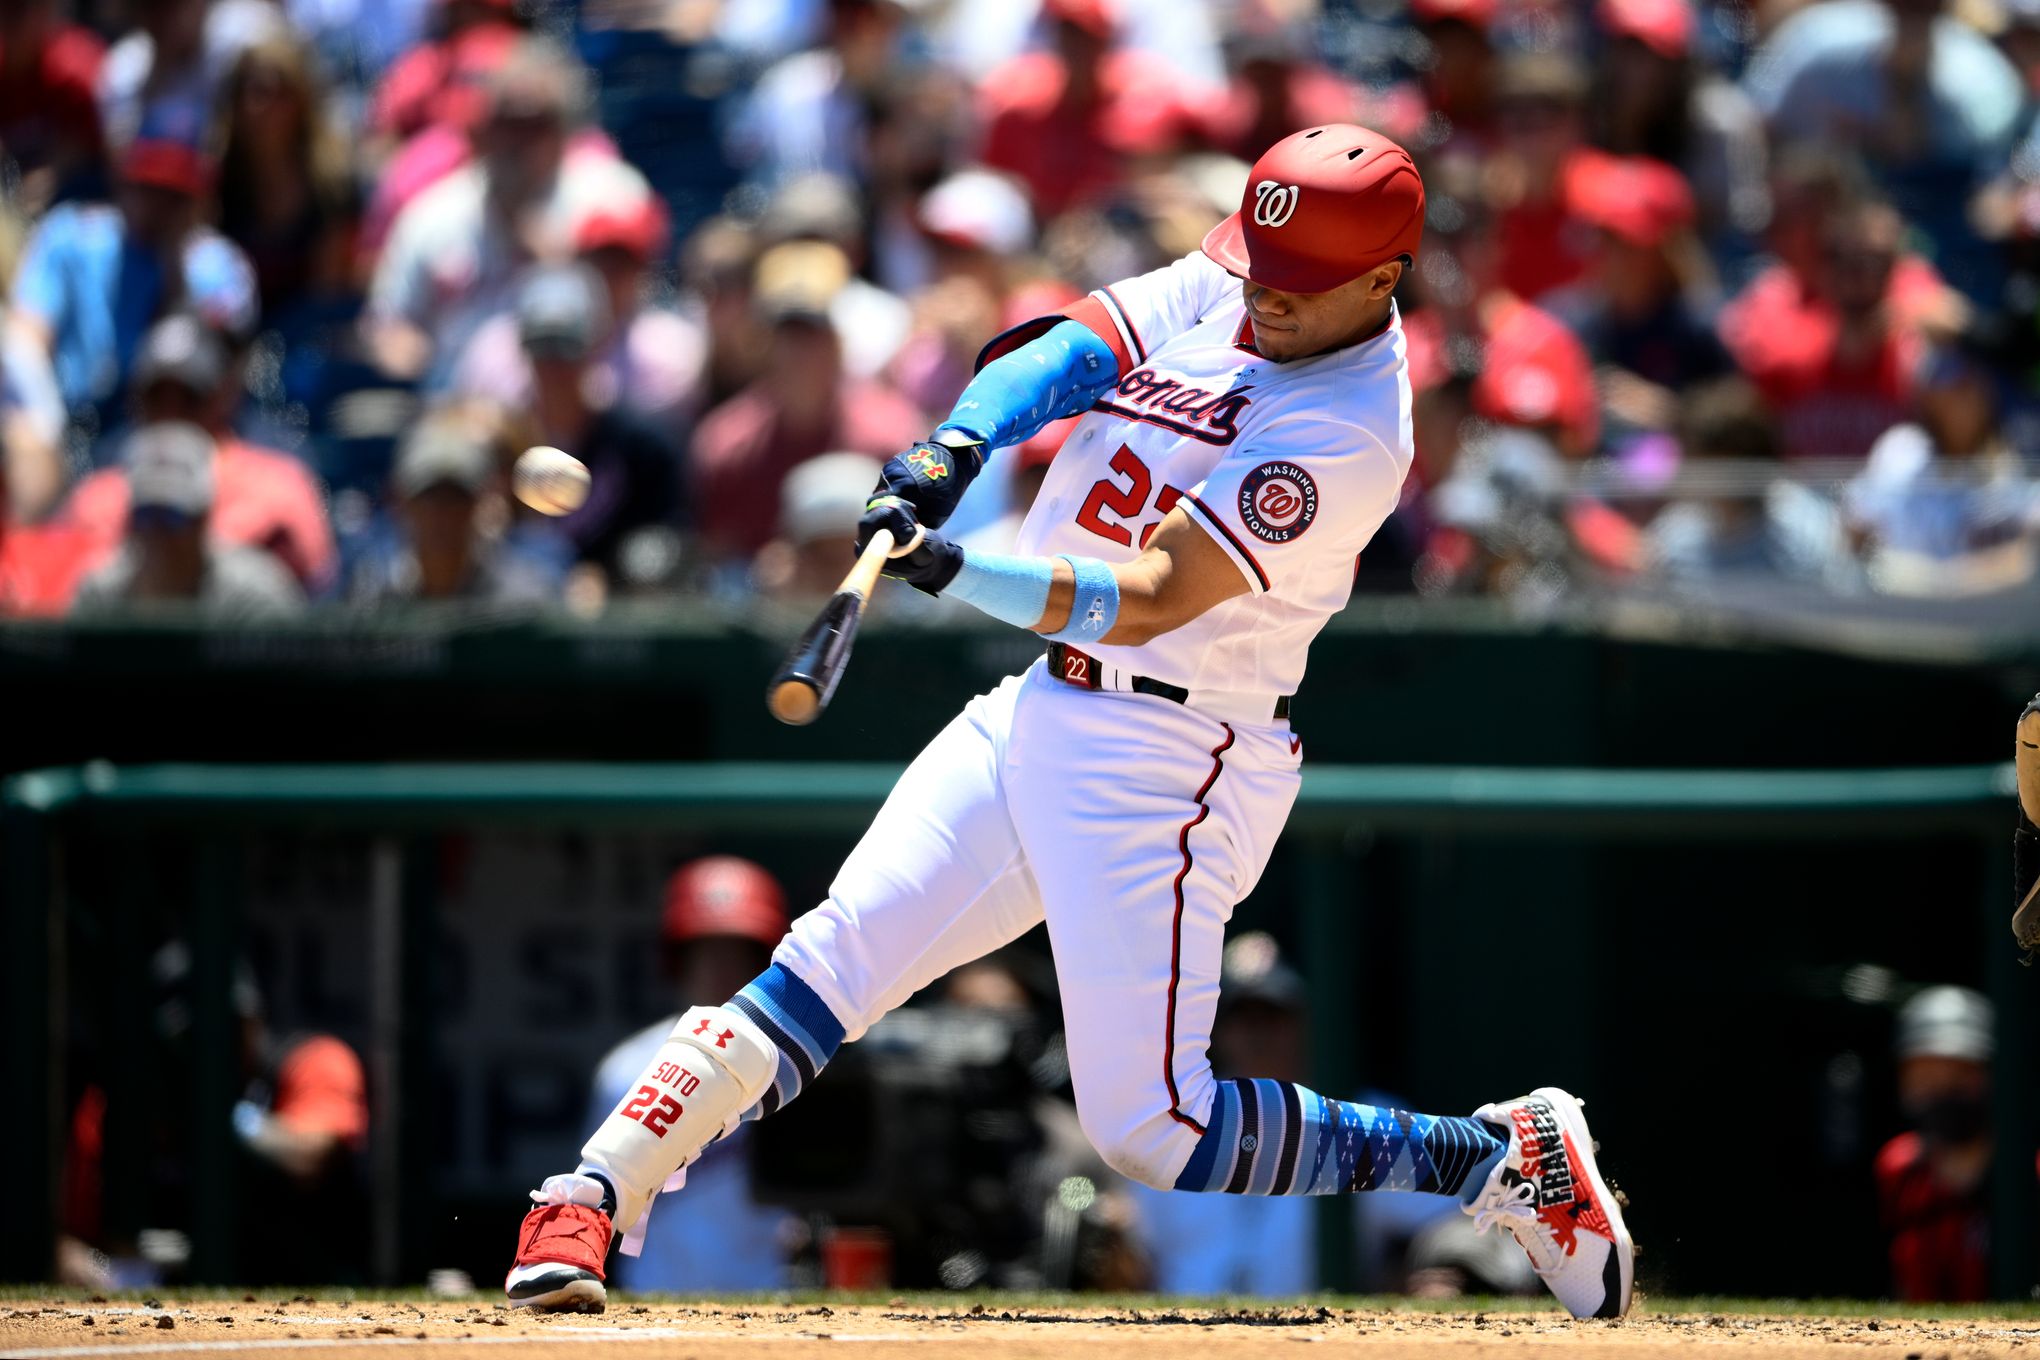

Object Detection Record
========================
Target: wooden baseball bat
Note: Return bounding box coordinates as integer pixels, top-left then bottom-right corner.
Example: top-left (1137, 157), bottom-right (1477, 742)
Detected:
top-left (765, 527), bottom-right (906, 726)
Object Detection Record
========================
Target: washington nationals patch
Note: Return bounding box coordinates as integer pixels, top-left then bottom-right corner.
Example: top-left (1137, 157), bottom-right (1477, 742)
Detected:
top-left (1237, 461), bottom-right (1319, 543)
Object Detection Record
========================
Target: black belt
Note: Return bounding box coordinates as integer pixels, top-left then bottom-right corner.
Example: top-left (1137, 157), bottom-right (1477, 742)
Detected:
top-left (1046, 643), bottom-right (1292, 721)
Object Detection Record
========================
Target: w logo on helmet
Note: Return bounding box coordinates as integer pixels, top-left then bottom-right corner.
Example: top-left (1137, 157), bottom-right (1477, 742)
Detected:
top-left (1252, 180), bottom-right (1301, 228)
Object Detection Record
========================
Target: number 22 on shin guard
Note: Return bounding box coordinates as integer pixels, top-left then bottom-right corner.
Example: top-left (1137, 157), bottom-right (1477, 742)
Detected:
top-left (621, 1083), bottom-right (682, 1137)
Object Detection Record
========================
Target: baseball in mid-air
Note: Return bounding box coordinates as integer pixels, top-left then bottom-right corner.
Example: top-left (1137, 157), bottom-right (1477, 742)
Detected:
top-left (514, 446), bottom-right (590, 516)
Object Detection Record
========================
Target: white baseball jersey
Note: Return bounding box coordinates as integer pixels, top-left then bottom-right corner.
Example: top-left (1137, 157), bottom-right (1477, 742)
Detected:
top-left (1014, 250), bottom-right (1415, 697)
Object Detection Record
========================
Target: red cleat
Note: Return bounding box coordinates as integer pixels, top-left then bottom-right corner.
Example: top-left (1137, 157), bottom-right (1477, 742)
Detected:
top-left (505, 1175), bottom-right (613, 1312)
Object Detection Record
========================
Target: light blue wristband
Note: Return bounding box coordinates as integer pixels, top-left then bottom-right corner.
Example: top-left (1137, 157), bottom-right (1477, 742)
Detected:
top-left (1045, 555), bottom-right (1120, 644)
top-left (945, 550), bottom-right (1055, 629)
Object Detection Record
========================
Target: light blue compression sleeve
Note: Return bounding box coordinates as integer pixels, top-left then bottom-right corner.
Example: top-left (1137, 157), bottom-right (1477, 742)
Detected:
top-left (937, 320), bottom-right (1120, 451)
top-left (944, 551), bottom-right (1055, 629)
top-left (944, 550), bottom-right (1122, 641)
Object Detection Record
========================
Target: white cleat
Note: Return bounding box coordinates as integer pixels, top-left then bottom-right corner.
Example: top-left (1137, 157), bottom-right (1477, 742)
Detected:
top-left (1464, 1086), bottom-right (1634, 1319)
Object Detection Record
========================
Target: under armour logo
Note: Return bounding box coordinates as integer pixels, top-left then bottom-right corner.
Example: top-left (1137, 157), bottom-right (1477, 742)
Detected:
top-left (693, 1017), bottom-right (733, 1048)
top-left (1252, 180), bottom-right (1300, 228)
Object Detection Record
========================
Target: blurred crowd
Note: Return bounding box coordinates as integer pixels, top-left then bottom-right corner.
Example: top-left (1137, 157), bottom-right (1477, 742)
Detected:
top-left (7, 0), bottom-right (2040, 618)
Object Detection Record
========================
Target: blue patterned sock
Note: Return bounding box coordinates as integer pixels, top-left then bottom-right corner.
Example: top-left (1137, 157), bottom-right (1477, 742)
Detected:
top-left (729, 963), bottom-right (847, 1117)
top-left (1172, 1079), bottom-right (1508, 1198)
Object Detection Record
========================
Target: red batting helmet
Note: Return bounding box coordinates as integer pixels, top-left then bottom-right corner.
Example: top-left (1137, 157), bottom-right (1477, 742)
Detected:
top-left (1201, 125), bottom-right (1425, 295)
top-left (660, 856), bottom-right (788, 949)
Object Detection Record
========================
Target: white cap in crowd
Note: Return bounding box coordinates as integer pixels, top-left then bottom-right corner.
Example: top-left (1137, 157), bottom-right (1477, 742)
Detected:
top-left (779, 452), bottom-right (884, 546)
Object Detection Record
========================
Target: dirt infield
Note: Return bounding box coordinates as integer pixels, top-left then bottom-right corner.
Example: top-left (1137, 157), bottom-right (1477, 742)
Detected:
top-left (4, 1297), bottom-right (2039, 1360)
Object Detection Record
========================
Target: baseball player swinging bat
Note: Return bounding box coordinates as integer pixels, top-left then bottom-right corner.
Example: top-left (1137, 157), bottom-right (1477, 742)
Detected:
top-left (507, 125), bottom-right (1632, 1323)
top-left (765, 524), bottom-right (922, 725)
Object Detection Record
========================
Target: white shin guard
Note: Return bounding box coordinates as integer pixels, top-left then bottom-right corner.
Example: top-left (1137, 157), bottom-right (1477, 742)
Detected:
top-left (576, 1005), bottom-right (778, 1237)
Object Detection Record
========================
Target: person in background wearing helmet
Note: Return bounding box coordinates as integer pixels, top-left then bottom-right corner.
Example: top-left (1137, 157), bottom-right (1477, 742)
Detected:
top-left (509, 126), bottom-right (1632, 1322)
top-left (580, 857), bottom-right (796, 1292)
top-left (1874, 985), bottom-right (2032, 1301)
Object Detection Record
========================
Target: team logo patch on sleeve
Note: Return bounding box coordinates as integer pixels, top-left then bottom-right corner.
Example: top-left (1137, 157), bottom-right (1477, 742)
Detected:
top-left (1238, 462), bottom-right (1318, 543)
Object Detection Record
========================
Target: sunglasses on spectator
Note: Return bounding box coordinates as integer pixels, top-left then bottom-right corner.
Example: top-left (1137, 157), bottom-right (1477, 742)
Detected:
top-left (489, 108), bottom-right (564, 136)
top-left (1826, 246), bottom-right (1895, 272)
top-left (242, 69), bottom-right (293, 100)
top-left (131, 505), bottom-right (203, 533)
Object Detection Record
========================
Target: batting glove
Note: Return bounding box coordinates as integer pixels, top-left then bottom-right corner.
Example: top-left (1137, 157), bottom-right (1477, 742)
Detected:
top-left (868, 429), bottom-right (985, 530)
top-left (856, 498), bottom-right (965, 596)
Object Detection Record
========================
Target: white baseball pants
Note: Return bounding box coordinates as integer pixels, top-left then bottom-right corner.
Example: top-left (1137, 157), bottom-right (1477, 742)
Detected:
top-left (775, 659), bottom-right (1301, 1188)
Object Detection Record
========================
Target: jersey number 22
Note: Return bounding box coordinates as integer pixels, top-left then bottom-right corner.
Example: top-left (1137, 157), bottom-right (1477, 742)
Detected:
top-left (1076, 444), bottom-right (1182, 549)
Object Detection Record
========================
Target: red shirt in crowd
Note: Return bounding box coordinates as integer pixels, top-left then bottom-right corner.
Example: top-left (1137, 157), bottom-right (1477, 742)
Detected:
top-left (0, 22), bottom-right (104, 180)
top-left (370, 21), bottom-right (519, 143)
top-left (690, 380), bottom-right (924, 561)
top-left (0, 520), bottom-right (100, 615)
top-left (1719, 256), bottom-right (1944, 458)
top-left (1199, 65), bottom-right (1361, 164)
top-left (979, 50), bottom-right (1192, 219)
top-left (1493, 152), bottom-right (1609, 304)
top-left (1874, 1132), bottom-right (1994, 1302)
top-left (1404, 295), bottom-right (1600, 456)
top-left (1720, 256), bottom-right (1950, 373)
top-left (64, 438), bottom-right (337, 592)
top-left (1762, 329), bottom-right (1917, 462)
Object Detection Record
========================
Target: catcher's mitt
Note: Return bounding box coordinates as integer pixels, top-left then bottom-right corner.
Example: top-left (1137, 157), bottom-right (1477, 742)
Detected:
top-left (2017, 694), bottom-right (2040, 962)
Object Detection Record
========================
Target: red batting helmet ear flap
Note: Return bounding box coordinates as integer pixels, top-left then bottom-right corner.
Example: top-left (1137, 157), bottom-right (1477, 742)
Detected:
top-left (1202, 125), bottom-right (1426, 295)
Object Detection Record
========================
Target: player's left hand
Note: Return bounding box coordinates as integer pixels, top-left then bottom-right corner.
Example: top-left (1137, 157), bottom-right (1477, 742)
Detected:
top-left (857, 498), bottom-right (964, 596)
top-left (855, 494), bottom-right (919, 558)
top-left (869, 430), bottom-right (985, 530)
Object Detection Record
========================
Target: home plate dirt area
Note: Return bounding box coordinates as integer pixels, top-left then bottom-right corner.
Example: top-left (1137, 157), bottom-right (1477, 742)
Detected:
top-left (3, 1297), bottom-right (2039, 1359)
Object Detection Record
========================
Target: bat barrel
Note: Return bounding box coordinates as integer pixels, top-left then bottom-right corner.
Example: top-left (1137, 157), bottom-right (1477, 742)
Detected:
top-left (765, 589), bottom-right (866, 726)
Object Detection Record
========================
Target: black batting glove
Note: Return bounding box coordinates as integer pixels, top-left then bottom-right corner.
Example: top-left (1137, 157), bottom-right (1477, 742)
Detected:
top-left (869, 429), bottom-right (985, 530)
top-left (855, 495), bottom-right (918, 558)
top-left (856, 497), bottom-right (965, 596)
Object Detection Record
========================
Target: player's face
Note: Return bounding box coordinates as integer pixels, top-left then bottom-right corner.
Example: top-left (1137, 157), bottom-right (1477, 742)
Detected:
top-left (1240, 262), bottom-right (1402, 361)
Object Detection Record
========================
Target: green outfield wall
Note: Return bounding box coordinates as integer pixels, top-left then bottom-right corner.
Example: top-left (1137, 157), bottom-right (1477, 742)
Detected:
top-left (5, 752), bottom-right (2031, 1300)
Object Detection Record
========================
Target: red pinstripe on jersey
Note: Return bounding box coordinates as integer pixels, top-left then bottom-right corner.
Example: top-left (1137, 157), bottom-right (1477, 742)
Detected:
top-left (1164, 722), bottom-right (1236, 1134)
